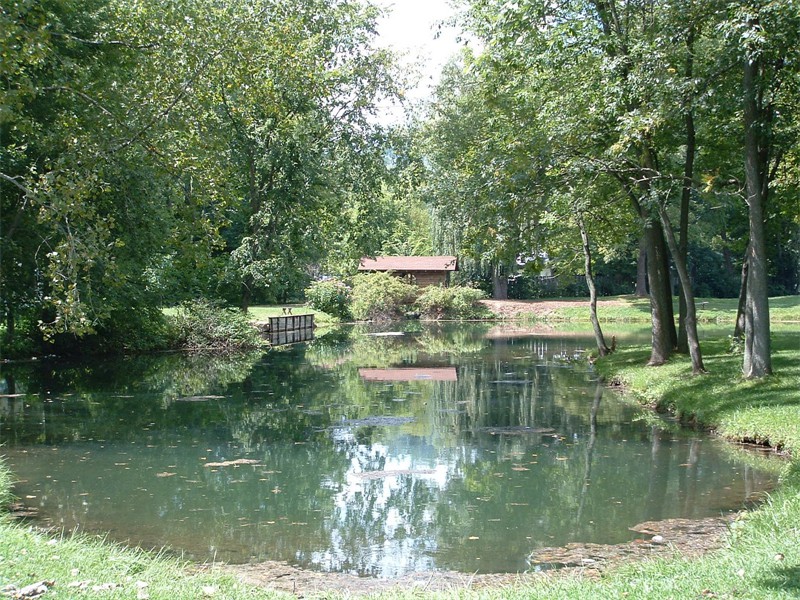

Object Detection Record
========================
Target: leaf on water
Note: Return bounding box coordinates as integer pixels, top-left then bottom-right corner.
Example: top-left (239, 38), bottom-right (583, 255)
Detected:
top-left (354, 469), bottom-right (437, 480)
top-left (204, 459), bottom-right (261, 468)
top-left (156, 472), bottom-right (176, 478)
top-left (468, 536), bottom-right (480, 540)
top-left (176, 395), bottom-right (225, 402)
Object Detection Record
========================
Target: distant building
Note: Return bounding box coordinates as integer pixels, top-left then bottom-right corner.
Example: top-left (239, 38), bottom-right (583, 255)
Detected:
top-left (358, 256), bottom-right (458, 288)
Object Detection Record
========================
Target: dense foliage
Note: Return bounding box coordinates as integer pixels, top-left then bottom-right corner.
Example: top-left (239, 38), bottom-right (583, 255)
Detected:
top-left (304, 279), bottom-right (353, 321)
top-left (415, 285), bottom-right (489, 320)
top-left (170, 300), bottom-right (265, 352)
top-left (0, 0), bottom-right (400, 356)
top-left (349, 272), bottom-right (417, 321)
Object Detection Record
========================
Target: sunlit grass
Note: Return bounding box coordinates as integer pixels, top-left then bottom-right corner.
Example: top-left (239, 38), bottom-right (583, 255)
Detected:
top-left (512, 294), bottom-right (800, 324)
top-left (0, 516), bottom-right (291, 599)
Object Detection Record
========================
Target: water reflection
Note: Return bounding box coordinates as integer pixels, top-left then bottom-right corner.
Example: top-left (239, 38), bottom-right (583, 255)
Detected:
top-left (0, 324), bottom-right (780, 577)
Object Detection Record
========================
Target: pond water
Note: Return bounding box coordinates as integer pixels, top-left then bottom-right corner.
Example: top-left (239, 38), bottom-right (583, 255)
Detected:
top-left (0, 323), bottom-right (780, 577)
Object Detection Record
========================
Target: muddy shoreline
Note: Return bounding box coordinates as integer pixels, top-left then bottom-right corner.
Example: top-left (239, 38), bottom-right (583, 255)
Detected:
top-left (216, 514), bottom-right (739, 597)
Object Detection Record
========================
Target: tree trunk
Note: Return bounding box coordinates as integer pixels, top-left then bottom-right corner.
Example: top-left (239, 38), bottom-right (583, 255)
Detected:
top-left (657, 203), bottom-right (705, 374)
top-left (734, 249), bottom-right (748, 339)
top-left (742, 56), bottom-right (772, 378)
top-left (635, 235), bottom-right (648, 296)
top-left (3, 305), bottom-right (14, 356)
top-left (677, 30), bottom-right (696, 354)
top-left (492, 263), bottom-right (508, 299)
top-left (578, 213), bottom-right (610, 356)
top-left (241, 277), bottom-right (252, 313)
top-left (636, 144), bottom-right (677, 364)
top-left (644, 219), bottom-right (675, 365)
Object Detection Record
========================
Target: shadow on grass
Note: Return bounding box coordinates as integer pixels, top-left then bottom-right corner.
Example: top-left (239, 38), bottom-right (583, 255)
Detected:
top-left (599, 328), bottom-right (800, 451)
top-left (758, 566), bottom-right (800, 595)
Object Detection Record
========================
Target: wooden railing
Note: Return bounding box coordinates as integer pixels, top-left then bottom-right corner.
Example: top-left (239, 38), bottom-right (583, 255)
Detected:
top-left (265, 314), bottom-right (315, 345)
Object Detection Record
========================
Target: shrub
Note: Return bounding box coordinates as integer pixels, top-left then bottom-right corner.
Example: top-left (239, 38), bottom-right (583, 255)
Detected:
top-left (304, 278), bottom-right (352, 321)
top-left (415, 285), bottom-right (489, 320)
top-left (169, 300), bottom-right (265, 352)
top-left (350, 272), bottom-right (417, 321)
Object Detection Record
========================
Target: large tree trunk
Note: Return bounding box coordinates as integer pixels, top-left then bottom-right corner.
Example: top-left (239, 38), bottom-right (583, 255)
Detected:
top-left (644, 218), bottom-right (675, 365)
top-left (578, 214), bottom-right (610, 356)
top-left (492, 263), bottom-right (508, 299)
top-left (742, 56), bottom-right (772, 378)
top-left (637, 145), bottom-right (677, 365)
top-left (657, 204), bottom-right (705, 374)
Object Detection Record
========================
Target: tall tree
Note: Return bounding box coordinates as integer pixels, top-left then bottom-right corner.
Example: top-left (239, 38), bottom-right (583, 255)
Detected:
top-left (722, 0), bottom-right (800, 377)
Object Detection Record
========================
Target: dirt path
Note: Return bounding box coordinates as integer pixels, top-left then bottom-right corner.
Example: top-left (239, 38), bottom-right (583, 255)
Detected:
top-left (480, 298), bottom-right (627, 319)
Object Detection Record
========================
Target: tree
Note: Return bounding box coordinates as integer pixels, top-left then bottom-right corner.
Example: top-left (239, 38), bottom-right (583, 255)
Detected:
top-left (721, 0), bottom-right (800, 377)
top-left (1, 0), bottom-right (399, 354)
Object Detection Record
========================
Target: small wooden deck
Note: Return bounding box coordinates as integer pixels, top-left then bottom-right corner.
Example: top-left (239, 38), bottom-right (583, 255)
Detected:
top-left (264, 314), bottom-right (315, 346)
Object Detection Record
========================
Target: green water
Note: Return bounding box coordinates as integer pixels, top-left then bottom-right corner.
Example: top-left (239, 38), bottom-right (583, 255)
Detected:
top-left (0, 323), bottom-right (779, 577)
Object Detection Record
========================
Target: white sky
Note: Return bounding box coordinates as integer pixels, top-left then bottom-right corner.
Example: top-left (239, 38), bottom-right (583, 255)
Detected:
top-left (374, 0), bottom-right (462, 123)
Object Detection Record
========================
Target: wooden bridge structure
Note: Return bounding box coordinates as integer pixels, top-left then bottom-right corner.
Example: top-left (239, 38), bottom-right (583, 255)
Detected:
top-left (263, 313), bottom-right (315, 346)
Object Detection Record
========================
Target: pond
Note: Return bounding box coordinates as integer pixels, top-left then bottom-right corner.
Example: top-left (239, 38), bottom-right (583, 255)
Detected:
top-left (0, 323), bottom-right (780, 578)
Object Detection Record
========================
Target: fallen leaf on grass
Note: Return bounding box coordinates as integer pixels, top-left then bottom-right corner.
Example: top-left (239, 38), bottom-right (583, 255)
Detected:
top-left (12, 580), bottom-right (54, 599)
top-left (91, 583), bottom-right (120, 592)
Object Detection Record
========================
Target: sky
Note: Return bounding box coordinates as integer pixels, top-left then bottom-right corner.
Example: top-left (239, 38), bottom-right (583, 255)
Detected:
top-left (374, 0), bottom-right (462, 122)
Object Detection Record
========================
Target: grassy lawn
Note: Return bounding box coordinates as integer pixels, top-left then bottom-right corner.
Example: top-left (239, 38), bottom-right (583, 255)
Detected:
top-left (2, 299), bottom-right (800, 599)
top-left (511, 294), bottom-right (800, 324)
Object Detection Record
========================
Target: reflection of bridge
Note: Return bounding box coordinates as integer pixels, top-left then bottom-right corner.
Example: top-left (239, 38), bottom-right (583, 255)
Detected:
top-left (358, 367), bottom-right (458, 382)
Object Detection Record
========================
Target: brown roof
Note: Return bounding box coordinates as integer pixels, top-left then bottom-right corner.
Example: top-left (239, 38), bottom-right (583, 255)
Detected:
top-left (358, 367), bottom-right (458, 382)
top-left (358, 256), bottom-right (458, 272)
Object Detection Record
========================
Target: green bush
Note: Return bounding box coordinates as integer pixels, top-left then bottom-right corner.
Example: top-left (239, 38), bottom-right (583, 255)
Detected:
top-left (415, 285), bottom-right (489, 320)
top-left (350, 272), bottom-right (417, 321)
top-left (169, 300), bottom-right (265, 352)
top-left (304, 279), bottom-right (352, 321)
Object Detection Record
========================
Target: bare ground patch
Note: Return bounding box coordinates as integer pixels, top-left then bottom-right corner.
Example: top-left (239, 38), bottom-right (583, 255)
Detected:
top-left (480, 299), bottom-right (628, 320)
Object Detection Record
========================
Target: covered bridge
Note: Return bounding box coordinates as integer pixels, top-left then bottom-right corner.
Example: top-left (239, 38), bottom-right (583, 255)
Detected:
top-left (358, 256), bottom-right (458, 288)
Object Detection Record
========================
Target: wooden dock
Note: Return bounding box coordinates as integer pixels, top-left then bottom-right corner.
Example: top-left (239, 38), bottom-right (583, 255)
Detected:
top-left (265, 314), bottom-right (315, 346)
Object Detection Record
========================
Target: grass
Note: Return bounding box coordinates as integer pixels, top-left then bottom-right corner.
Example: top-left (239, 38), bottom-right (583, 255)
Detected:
top-left (594, 329), bottom-right (800, 454)
top-left (2, 301), bottom-right (800, 599)
top-left (511, 294), bottom-right (800, 324)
